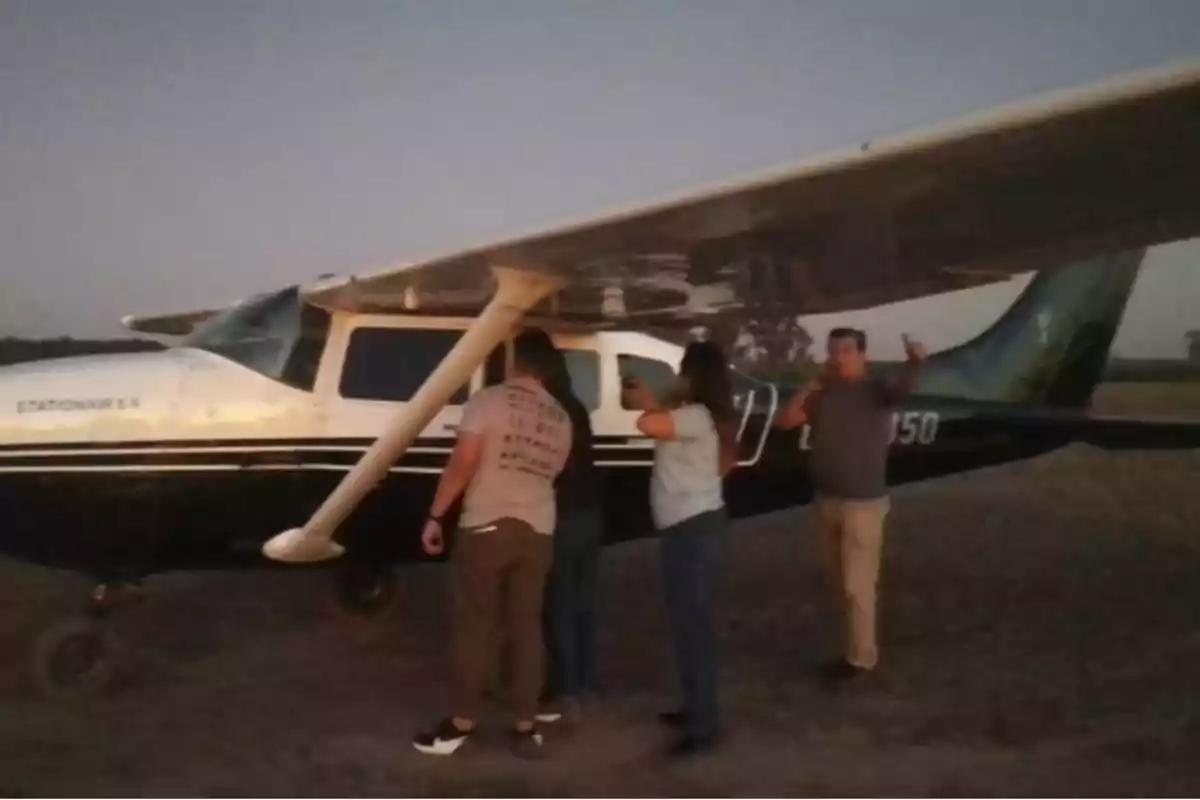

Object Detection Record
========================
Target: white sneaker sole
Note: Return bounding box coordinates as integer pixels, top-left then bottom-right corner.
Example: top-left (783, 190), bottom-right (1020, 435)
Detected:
top-left (412, 736), bottom-right (467, 756)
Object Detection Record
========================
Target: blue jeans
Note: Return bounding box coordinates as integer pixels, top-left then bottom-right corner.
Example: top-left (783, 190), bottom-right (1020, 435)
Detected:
top-left (660, 508), bottom-right (726, 738)
top-left (543, 507), bottom-right (603, 699)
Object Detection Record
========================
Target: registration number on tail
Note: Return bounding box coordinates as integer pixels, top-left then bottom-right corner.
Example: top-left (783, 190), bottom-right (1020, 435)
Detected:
top-left (798, 410), bottom-right (940, 451)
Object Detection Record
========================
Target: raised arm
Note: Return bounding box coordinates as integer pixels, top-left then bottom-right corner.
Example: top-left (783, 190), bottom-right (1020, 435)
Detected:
top-left (879, 334), bottom-right (927, 405)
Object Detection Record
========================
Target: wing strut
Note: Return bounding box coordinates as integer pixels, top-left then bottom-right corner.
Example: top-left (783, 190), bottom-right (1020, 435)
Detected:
top-left (261, 266), bottom-right (564, 563)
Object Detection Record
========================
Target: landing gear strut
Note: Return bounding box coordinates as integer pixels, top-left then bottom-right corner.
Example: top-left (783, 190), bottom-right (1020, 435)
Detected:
top-left (262, 266), bottom-right (563, 565)
top-left (31, 581), bottom-right (142, 700)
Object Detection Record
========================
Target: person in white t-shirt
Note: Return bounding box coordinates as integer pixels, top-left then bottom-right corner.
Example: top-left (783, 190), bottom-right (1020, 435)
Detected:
top-left (624, 340), bottom-right (737, 759)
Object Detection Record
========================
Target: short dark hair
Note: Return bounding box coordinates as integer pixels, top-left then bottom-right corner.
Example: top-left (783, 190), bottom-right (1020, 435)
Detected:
top-left (512, 327), bottom-right (561, 382)
top-left (829, 327), bottom-right (867, 352)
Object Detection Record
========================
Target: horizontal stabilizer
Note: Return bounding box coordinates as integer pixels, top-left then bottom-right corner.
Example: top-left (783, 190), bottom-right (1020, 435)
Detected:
top-left (1066, 416), bottom-right (1200, 451)
top-left (981, 410), bottom-right (1200, 451)
top-left (121, 308), bottom-right (226, 336)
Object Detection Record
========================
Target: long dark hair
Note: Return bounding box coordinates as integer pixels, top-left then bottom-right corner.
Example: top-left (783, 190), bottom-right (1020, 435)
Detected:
top-left (679, 340), bottom-right (738, 470)
top-left (515, 328), bottom-right (599, 503)
top-left (516, 328), bottom-right (575, 404)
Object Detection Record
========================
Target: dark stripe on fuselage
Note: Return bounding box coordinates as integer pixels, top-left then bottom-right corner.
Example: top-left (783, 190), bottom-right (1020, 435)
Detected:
top-left (0, 434), bottom-right (647, 454)
top-left (0, 436), bottom-right (656, 470)
top-left (0, 400), bottom-right (1083, 578)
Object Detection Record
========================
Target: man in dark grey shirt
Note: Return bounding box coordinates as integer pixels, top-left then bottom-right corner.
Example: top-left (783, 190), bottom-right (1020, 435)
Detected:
top-left (775, 327), bottom-right (925, 688)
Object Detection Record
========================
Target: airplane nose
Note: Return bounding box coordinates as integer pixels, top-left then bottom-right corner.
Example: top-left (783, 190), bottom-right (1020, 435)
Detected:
top-left (0, 349), bottom-right (189, 441)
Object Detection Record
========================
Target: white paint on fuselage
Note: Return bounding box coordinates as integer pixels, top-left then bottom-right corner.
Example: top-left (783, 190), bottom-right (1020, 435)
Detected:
top-left (0, 350), bottom-right (189, 443)
top-left (0, 316), bottom-right (690, 455)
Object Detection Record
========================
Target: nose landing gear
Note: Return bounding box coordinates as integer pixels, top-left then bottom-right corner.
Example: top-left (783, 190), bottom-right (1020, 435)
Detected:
top-left (31, 580), bottom-right (142, 700)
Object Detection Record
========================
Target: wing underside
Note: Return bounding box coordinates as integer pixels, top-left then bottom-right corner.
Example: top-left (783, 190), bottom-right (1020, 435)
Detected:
top-left (116, 64), bottom-right (1200, 336)
top-left (296, 63), bottom-right (1200, 330)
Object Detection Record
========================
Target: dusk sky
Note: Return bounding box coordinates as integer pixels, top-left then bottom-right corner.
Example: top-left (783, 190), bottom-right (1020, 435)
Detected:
top-left (2, 1), bottom-right (1198, 357)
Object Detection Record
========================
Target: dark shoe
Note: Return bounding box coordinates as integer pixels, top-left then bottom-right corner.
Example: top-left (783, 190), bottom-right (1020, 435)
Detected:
top-left (559, 695), bottom-right (584, 728)
top-left (509, 724), bottom-right (547, 760)
top-left (666, 732), bottom-right (720, 759)
top-left (579, 688), bottom-right (602, 711)
top-left (412, 717), bottom-right (474, 756)
top-left (818, 659), bottom-right (875, 692)
top-left (659, 710), bottom-right (689, 729)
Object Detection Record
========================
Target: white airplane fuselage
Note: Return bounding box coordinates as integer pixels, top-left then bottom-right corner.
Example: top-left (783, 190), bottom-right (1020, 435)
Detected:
top-left (0, 299), bottom-right (785, 577)
top-left (0, 247), bottom-right (1180, 583)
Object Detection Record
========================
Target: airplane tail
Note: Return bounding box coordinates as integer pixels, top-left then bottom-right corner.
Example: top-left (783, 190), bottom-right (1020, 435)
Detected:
top-left (907, 248), bottom-right (1146, 408)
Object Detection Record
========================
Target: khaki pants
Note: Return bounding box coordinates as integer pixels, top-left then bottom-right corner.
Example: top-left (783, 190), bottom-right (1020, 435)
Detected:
top-left (451, 517), bottom-right (553, 723)
top-left (815, 494), bottom-right (890, 670)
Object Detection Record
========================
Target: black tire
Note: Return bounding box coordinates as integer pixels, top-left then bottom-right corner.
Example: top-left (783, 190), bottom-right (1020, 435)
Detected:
top-left (32, 617), bottom-right (122, 700)
top-left (330, 563), bottom-right (403, 621)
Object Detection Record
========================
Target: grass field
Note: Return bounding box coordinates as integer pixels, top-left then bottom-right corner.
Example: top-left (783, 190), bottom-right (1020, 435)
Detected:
top-left (0, 383), bottom-right (1198, 796)
top-left (1092, 380), bottom-right (1200, 416)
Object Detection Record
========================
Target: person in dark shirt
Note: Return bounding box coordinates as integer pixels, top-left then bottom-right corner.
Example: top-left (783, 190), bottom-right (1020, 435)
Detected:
top-left (528, 332), bottom-right (605, 728)
top-left (775, 327), bottom-right (926, 689)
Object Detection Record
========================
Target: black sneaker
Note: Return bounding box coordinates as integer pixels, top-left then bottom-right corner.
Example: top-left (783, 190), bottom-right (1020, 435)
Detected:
top-left (666, 732), bottom-right (720, 759)
top-left (659, 710), bottom-right (689, 729)
top-left (412, 717), bottom-right (473, 756)
top-left (559, 696), bottom-right (584, 728)
top-left (509, 724), bottom-right (546, 760)
top-left (817, 659), bottom-right (874, 692)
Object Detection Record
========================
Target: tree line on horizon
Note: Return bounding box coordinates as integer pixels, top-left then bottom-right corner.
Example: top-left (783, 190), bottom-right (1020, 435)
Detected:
top-left (0, 336), bottom-right (163, 367)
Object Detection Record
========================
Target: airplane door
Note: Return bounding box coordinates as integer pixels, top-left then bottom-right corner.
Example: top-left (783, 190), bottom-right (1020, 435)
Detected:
top-left (730, 373), bottom-right (778, 467)
top-left (613, 351), bottom-right (777, 467)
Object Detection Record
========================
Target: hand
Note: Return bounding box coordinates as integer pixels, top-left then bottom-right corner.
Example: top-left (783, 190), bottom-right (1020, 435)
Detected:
top-left (791, 375), bottom-right (823, 407)
top-left (902, 334), bottom-right (927, 363)
top-left (777, 376), bottom-right (820, 429)
top-left (421, 518), bottom-right (444, 556)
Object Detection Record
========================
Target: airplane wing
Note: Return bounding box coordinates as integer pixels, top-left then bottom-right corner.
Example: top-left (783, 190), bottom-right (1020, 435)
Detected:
top-left (121, 308), bottom-right (225, 337)
top-left (263, 61), bottom-right (1200, 563)
top-left (297, 61), bottom-right (1200, 328)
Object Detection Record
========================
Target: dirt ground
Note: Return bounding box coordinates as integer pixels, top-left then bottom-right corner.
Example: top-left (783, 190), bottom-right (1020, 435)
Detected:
top-left (1, 384), bottom-right (1199, 797)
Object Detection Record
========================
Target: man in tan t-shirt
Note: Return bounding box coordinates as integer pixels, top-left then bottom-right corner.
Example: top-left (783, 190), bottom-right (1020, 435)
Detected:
top-left (412, 329), bottom-right (573, 760)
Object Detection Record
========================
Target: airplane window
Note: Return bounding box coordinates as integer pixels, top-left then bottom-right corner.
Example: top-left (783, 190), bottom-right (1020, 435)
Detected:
top-left (618, 353), bottom-right (677, 410)
top-left (563, 349), bottom-right (601, 411)
top-left (339, 328), bottom-right (469, 404)
top-left (180, 287), bottom-right (331, 392)
top-left (481, 343), bottom-right (598, 410)
top-left (281, 303), bottom-right (333, 391)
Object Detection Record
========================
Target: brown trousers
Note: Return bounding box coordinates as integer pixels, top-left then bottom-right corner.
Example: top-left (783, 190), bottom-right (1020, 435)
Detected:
top-left (451, 517), bottom-right (553, 723)
top-left (815, 494), bottom-right (890, 670)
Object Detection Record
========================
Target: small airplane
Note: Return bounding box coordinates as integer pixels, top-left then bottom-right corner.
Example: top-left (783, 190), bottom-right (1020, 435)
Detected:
top-left (2, 62), bottom-right (1200, 698)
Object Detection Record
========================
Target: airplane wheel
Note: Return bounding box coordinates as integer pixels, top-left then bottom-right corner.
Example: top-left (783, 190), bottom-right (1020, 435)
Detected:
top-left (331, 563), bottom-right (403, 621)
top-left (32, 617), bottom-right (122, 700)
